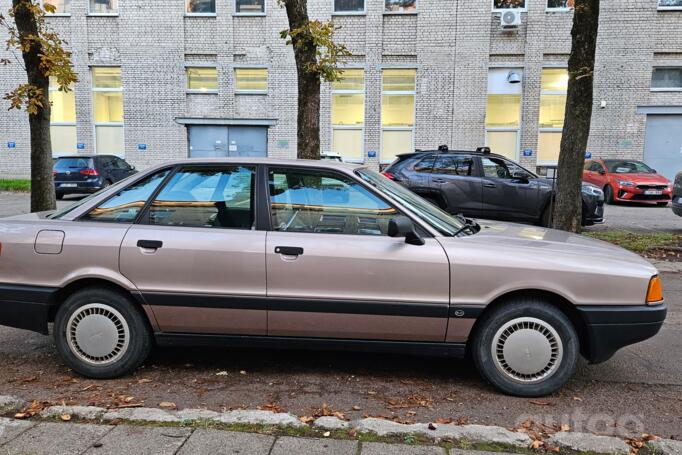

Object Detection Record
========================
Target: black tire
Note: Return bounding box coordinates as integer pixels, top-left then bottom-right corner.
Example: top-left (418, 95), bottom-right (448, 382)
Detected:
top-left (604, 185), bottom-right (614, 204)
top-left (55, 193), bottom-right (64, 200)
top-left (471, 298), bottom-right (579, 397)
top-left (54, 287), bottom-right (152, 379)
top-left (656, 202), bottom-right (669, 207)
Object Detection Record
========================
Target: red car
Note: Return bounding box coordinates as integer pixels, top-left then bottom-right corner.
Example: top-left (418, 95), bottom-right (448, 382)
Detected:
top-left (583, 159), bottom-right (672, 205)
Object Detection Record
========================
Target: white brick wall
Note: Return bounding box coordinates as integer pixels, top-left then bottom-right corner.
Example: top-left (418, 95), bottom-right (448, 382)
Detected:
top-left (0, 0), bottom-right (680, 177)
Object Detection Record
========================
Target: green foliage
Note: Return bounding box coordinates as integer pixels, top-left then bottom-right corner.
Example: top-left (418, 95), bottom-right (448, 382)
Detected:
top-left (277, 5), bottom-right (351, 82)
top-left (0, 179), bottom-right (31, 192)
top-left (0, 0), bottom-right (77, 115)
top-left (584, 230), bottom-right (679, 253)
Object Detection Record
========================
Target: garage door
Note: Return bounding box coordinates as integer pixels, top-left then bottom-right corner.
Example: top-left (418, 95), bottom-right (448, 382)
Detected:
top-left (188, 125), bottom-right (268, 158)
top-left (643, 114), bottom-right (682, 181)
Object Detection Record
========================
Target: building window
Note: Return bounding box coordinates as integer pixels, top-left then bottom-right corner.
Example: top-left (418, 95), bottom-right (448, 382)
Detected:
top-left (485, 68), bottom-right (522, 160)
top-left (235, 0), bottom-right (265, 14)
top-left (538, 68), bottom-right (568, 164)
top-left (385, 0), bottom-right (416, 13)
top-left (43, 0), bottom-right (71, 14)
top-left (381, 68), bottom-right (416, 163)
top-left (49, 77), bottom-right (77, 156)
top-left (547, 0), bottom-right (573, 9)
top-left (186, 0), bottom-right (216, 14)
top-left (493, 0), bottom-right (525, 10)
top-left (89, 0), bottom-right (117, 14)
top-left (332, 69), bottom-right (365, 162)
top-left (186, 67), bottom-right (218, 92)
top-left (659, 0), bottom-right (682, 10)
top-left (651, 67), bottom-right (682, 90)
top-left (92, 67), bottom-right (124, 155)
top-left (334, 0), bottom-right (364, 13)
top-left (235, 68), bottom-right (268, 93)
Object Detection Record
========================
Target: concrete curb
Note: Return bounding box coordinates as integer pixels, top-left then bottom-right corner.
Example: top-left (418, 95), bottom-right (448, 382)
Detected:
top-left (0, 395), bottom-right (676, 454)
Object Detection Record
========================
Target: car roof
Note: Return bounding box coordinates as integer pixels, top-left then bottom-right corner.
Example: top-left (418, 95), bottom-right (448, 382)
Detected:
top-left (147, 157), bottom-right (365, 171)
top-left (400, 149), bottom-right (510, 160)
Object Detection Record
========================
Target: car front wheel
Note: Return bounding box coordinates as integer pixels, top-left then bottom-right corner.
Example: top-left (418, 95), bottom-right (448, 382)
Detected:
top-left (54, 287), bottom-right (152, 379)
top-left (471, 299), bottom-right (579, 397)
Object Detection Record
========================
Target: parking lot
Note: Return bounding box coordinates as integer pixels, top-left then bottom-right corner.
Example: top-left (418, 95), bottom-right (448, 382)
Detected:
top-left (0, 191), bottom-right (680, 439)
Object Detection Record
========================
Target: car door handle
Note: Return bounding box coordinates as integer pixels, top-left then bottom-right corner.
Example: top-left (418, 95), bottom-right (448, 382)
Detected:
top-left (275, 246), bottom-right (304, 256)
top-left (483, 182), bottom-right (496, 188)
top-left (432, 178), bottom-right (446, 183)
top-left (137, 240), bottom-right (163, 249)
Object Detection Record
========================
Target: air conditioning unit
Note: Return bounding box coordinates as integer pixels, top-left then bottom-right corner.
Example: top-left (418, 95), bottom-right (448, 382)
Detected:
top-left (500, 10), bottom-right (521, 29)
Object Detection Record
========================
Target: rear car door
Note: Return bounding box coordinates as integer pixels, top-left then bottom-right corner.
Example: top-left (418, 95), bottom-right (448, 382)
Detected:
top-left (265, 166), bottom-right (450, 341)
top-left (118, 165), bottom-right (267, 335)
top-left (480, 156), bottom-right (541, 221)
top-left (431, 154), bottom-right (482, 215)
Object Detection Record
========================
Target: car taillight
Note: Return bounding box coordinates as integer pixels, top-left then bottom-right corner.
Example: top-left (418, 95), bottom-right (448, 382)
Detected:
top-left (80, 168), bottom-right (99, 176)
top-left (646, 276), bottom-right (664, 304)
top-left (382, 171), bottom-right (395, 180)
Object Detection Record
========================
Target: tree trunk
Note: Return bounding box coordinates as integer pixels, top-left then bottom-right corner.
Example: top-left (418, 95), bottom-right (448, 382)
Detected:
top-left (13, 0), bottom-right (56, 212)
top-left (282, 0), bottom-right (321, 160)
top-left (552, 0), bottom-right (599, 233)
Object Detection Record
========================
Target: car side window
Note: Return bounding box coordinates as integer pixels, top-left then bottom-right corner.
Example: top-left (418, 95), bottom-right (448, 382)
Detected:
top-left (433, 155), bottom-right (474, 176)
top-left (413, 156), bottom-right (436, 173)
top-left (81, 169), bottom-right (170, 223)
top-left (591, 162), bottom-right (604, 173)
top-left (113, 157), bottom-right (128, 170)
top-left (147, 166), bottom-right (256, 230)
top-left (481, 157), bottom-right (513, 179)
top-left (269, 168), bottom-right (398, 236)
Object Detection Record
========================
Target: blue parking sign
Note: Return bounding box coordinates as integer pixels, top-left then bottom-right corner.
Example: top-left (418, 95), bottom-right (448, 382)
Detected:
top-left (7, 142), bottom-right (16, 148)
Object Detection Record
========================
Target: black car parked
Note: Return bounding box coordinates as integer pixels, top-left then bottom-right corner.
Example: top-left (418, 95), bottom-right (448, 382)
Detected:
top-left (383, 147), bottom-right (604, 226)
top-left (54, 155), bottom-right (137, 199)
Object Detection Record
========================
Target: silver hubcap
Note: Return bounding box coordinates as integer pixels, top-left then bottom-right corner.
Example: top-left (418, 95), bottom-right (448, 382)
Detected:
top-left (66, 303), bottom-right (130, 366)
top-left (492, 317), bottom-right (563, 384)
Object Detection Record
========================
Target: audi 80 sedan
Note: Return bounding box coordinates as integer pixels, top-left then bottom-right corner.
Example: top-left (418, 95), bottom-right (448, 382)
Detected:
top-left (0, 158), bottom-right (666, 396)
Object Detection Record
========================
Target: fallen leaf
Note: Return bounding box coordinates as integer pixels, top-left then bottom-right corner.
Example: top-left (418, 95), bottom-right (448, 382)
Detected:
top-left (560, 423), bottom-right (570, 432)
top-left (323, 431), bottom-right (331, 437)
top-left (299, 416), bottom-right (315, 424)
top-left (435, 418), bottom-right (453, 424)
top-left (351, 405), bottom-right (361, 411)
top-left (137, 379), bottom-right (153, 384)
top-left (123, 396), bottom-right (135, 403)
top-left (14, 412), bottom-right (30, 419)
top-left (159, 402), bottom-right (177, 410)
top-left (529, 400), bottom-right (553, 406)
top-left (530, 440), bottom-right (542, 449)
top-left (60, 414), bottom-right (71, 422)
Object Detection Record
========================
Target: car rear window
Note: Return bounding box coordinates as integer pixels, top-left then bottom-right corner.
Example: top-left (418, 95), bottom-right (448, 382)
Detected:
top-left (54, 158), bottom-right (93, 171)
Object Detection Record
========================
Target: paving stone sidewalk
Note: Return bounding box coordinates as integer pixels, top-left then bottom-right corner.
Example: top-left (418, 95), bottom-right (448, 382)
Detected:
top-left (0, 419), bottom-right (514, 455)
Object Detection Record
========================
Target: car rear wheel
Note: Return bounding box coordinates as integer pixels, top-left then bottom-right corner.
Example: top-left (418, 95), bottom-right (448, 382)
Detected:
top-left (471, 299), bottom-right (579, 397)
top-left (603, 185), bottom-right (614, 204)
top-left (55, 193), bottom-right (64, 200)
top-left (54, 287), bottom-right (152, 379)
top-left (657, 202), bottom-right (669, 207)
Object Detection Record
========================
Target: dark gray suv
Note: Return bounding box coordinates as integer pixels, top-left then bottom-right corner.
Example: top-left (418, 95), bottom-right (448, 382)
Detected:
top-left (383, 148), bottom-right (604, 226)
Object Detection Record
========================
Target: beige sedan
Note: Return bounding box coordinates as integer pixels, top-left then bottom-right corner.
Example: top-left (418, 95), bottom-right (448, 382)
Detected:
top-left (0, 158), bottom-right (667, 396)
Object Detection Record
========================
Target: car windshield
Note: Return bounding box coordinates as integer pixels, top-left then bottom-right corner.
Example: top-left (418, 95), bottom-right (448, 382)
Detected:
top-left (356, 169), bottom-right (469, 237)
top-left (604, 160), bottom-right (654, 174)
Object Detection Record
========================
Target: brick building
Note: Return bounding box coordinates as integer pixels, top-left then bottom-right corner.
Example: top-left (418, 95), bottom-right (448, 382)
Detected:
top-left (0, 0), bottom-right (681, 179)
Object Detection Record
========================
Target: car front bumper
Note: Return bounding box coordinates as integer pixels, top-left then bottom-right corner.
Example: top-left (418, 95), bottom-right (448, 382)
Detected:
top-left (614, 186), bottom-right (672, 203)
top-left (577, 303), bottom-right (667, 363)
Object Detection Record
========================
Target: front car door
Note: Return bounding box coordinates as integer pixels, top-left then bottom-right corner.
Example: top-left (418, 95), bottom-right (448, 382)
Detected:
top-left (117, 164), bottom-right (267, 335)
top-left (431, 154), bottom-right (482, 216)
top-left (480, 156), bottom-right (542, 221)
top-left (264, 166), bottom-right (450, 342)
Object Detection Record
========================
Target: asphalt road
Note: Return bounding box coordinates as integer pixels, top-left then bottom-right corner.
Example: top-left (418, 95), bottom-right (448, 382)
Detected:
top-left (0, 192), bottom-right (680, 439)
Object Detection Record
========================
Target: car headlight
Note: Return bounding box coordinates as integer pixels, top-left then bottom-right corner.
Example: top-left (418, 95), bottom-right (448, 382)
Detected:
top-left (618, 180), bottom-right (635, 187)
top-left (582, 185), bottom-right (603, 197)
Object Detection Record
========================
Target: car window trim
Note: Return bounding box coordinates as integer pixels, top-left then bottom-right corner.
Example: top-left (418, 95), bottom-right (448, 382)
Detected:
top-left (264, 164), bottom-right (432, 238)
top-left (135, 163), bottom-right (261, 230)
top-left (72, 165), bottom-right (176, 223)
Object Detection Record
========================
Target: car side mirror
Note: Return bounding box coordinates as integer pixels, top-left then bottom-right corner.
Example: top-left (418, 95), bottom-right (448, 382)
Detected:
top-left (512, 172), bottom-right (529, 183)
top-left (388, 216), bottom-right (425, 246)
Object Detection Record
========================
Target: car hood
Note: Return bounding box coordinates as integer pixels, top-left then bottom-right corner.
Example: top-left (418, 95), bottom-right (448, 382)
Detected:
top-left (436, 220), bottom-right (658, 306)
top-left (610, 173), bottom-right (670, 185)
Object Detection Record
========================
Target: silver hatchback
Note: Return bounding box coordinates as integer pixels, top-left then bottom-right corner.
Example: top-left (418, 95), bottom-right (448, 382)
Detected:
top-left (0, 158), bottom-right (666, 396)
